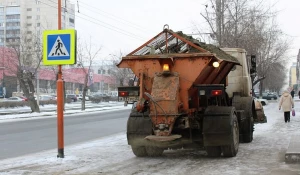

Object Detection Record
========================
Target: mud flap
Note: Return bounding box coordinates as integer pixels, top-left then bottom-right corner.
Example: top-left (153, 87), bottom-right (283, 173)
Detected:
top-left (202, 106), bottom-right (236, 146)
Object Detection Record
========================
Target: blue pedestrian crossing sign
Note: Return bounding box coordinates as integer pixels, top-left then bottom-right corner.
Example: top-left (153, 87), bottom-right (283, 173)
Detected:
top-left (43, 29), bottom-right (76, 65)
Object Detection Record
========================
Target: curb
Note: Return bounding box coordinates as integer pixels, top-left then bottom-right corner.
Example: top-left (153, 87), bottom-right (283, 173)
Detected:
top-left (0, 102), bottom-right (126, 115)
top-left (285, 135), bottom-right (300, 163)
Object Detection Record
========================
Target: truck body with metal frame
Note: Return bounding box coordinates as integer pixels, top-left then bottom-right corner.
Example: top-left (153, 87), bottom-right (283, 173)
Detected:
top-left (117, 26), bottom-right (266, 157)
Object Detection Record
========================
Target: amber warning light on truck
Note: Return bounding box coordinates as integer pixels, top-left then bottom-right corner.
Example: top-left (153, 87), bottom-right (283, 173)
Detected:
top-left (163, 64), bottom-right (170, 71)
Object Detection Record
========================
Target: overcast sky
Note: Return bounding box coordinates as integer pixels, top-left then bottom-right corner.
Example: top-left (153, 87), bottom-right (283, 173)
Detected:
top-left (70, 0), bottom-right (300, 62)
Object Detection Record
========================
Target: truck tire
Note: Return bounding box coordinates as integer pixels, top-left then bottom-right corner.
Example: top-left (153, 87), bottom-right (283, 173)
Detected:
top-left (145, 147), bottom-right (164, 157)
top-left (232, 96), bottom-right (255, 143)
top-left (131, 146), bottom-right (148, 157)
top-left (206, 146), bottom-right (222, 157)
top-left (222, 113), bottom-right (239, 157)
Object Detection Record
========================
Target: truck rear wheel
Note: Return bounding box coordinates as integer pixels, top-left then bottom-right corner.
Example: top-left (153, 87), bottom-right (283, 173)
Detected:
top-left (145, 147), bottom-right (164, 157)
top-left (132, 146), bottom-right (148, 157)
top-left (232, 96), bottom-right (255, 143)
top-left (206, 146), bottom-right (222, 157)
top-left (222, 113), bottom-right (239, 157)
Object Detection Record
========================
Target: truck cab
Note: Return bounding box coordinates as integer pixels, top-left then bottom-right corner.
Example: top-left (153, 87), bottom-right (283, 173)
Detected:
top-left (222, 48), bottom-right (252, 98)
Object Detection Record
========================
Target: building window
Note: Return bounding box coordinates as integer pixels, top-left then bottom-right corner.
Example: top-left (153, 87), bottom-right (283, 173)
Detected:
top-left (27, 8), bottom-right (32, 11)
top-left (7, 6), bottom-right (20, 14)
top-left (6, 14), bottom-right (20, 19)
top-left (27, 16), bottom-right (32, 19)
top-left (37, 23), bottom-right (40, 27)
top-left (37, 8), bottom-right (40, 12)
top-left (35, 0), bottom-right (40, 4)
top-left (27, 23), bottom-right (32, 27)
top-left (36, 15), bottom-right (40, 20)
top-left (27, 31), bottom-right (32, 34)
top-left (69, 18), bottom-right (74, 24)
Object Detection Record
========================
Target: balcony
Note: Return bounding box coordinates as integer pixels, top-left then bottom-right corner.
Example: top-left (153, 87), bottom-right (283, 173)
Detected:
top-left (5, 18), bottom-right (20, 22)
top-left (6, 34), bottom-right (20, 38)
top-left (6, 26), bottom-right (20, 30)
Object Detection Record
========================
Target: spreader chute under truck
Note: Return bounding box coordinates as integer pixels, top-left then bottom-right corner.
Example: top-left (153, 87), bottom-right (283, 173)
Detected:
top-left (117, 26), bottom-right (267, 157)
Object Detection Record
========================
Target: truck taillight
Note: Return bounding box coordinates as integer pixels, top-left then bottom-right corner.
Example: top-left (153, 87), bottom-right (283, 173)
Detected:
top-left (119, 91), bottom-right (129, 97)
top-left (211, 90), bottom-right (222, 96)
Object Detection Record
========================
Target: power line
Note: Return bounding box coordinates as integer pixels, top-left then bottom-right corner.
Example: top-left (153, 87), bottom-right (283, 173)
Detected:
top-left (45, 0), bottom-right (146, 41)
top-left (78, 1), bottom-right (152, 33)
top-left (76, 14), bottom-right (145, 41)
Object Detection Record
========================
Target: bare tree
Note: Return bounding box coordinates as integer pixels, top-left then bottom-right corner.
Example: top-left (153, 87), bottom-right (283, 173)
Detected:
top-left (264, 62), bottom-right (287, 93)
top-left (6, 30), bottom-right (42, 112)
top-left (110, 51), bottom-right (133, 86)
top-left (200, 0), bottom-right (291, 92)
top-left (76, 38), bottom-right (102, 110)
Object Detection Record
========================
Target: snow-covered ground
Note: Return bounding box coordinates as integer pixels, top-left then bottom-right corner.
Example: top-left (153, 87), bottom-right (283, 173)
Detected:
top-left (0, 101), bottom-right (300, 175)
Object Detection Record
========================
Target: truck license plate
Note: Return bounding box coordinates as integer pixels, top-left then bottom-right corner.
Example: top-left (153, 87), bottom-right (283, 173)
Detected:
top-left (119, 96), bottom-right (139, 102)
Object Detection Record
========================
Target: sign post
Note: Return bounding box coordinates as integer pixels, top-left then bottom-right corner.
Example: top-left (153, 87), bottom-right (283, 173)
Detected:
top-left (57, 0), bottom-right (64, 159)
top-left (42, 0), bottom-right (76, 158)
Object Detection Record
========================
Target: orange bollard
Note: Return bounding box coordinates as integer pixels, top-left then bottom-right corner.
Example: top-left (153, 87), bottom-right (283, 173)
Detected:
top-left (57, 67), bottom-right (64, 158)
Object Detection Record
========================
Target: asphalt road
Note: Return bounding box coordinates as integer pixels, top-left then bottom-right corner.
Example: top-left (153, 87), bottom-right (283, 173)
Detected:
top-left (0, 108), bottom-right (131, 160)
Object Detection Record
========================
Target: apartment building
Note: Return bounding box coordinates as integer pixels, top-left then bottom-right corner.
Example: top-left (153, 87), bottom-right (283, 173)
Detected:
top-left (0, 0), bottom-right (75, 47)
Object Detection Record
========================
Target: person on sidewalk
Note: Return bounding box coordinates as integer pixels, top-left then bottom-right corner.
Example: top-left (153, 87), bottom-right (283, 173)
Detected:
top-left (290, 89), bottom-right (295, 98)
top-left (279, 90), bottom-right (294, 123)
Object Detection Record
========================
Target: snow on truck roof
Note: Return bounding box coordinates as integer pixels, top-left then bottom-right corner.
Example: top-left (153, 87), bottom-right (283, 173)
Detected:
top-left (126, 27), bottom-right (239, 64)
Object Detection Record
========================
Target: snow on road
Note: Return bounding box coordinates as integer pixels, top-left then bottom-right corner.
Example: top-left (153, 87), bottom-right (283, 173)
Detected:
top-left (0, 101), bottom-right (300, 175)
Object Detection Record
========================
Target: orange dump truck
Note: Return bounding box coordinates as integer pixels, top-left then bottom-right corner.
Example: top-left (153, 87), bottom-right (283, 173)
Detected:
top-left (117, 26), bottom-right (266, 157)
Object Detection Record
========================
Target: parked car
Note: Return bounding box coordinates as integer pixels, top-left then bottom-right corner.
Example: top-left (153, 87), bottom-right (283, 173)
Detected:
top-left (66, 94), bottom-right (77, 102)
top-left (18, 96), bottom-right (28, 101)
top-left (39, 95), bottom-right (55, 101)
top-left (6, 97), bottom-right (26, 101)
top-left (262, 92), bottom-right (278, 100)
top-left (90, 93), bottom-right (110, 103)
top-left (76, 94), bottom-right (89, 101)
top-left (254, 97), bottom-right (268, 106)
top-left (51, 95), bottom-right (57, 100)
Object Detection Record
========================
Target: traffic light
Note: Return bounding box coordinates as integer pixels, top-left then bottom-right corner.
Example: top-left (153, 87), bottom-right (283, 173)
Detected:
top-left (250, 55), bottom-right (256, 74)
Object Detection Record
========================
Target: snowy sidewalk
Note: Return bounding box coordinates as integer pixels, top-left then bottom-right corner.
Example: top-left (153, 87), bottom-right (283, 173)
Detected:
top-left (0, 101), bottom-right (300, 174)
